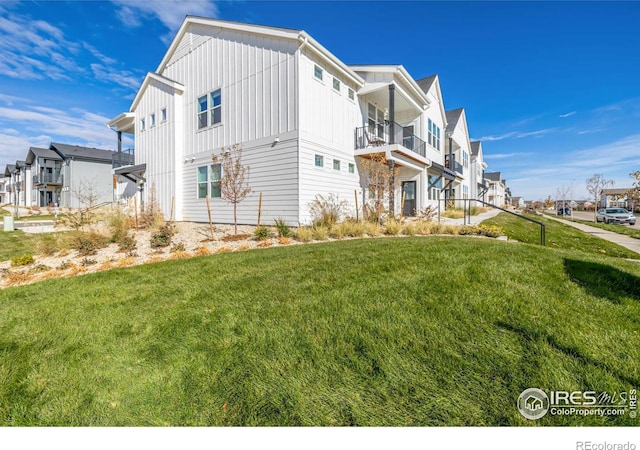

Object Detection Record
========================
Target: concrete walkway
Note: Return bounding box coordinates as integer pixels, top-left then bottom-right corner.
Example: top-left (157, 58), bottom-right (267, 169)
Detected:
top-left (544, 214), bottom-right (640, 256)
top-left (439, 207), bottom-right (503, 226)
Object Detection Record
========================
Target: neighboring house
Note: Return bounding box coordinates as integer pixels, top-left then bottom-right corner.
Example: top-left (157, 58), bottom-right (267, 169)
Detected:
top-left (0, 175), bottom-right (10, 204)
top-left (443, 108), bottom-right (472, 208)
top-left (485, 171), bottom-right (506, 207)
top-left (505, 185), bottom-right (512, 206)
top-left (3, 165), bottom-right (16, 206)
top-left (108, 16), bottom-right (487, 224)
top-left (511, 196), bottom-right (524, 208)
top-left (600, 188), bottom-right (634, 210)
top-left (25, 147), bottom-right (64, 207)
top-left (470, 141), bottom-right (488, 203)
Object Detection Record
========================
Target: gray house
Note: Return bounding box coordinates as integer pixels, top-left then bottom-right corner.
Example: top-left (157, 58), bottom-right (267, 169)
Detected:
top-left (26, 147), bottom-right (63, 207)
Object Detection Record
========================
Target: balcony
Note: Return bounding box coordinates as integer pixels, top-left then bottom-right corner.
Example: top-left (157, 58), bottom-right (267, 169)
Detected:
top-left (113, 150), bottom-right (135, 169)
top-left (34, 172), bottom-right (63, 185)
top-left (355, 122), bottom-right (427, 159)
top-left (445, 155), bottom-right (463, 175)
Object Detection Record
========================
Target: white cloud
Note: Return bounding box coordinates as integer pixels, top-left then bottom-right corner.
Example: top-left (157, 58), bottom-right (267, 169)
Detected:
top-left (485, 152), bottom-right (532, 160)
top-left (110, 0), bottom-right (220, 43)
top-left (91, 63), bottom-right (142, 91)
top-left (559, 111), bottom-right (576, 118)
top-left (475, 128), bottom-right (556, 142)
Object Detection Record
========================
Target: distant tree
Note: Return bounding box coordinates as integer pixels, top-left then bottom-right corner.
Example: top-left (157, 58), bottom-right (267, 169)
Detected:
top-left (359, 153), bottom-right (400, 224)
top-left (585, 174), bottom-right (614, 220)
top-left (544, 195), bottom-right (554, 209)
top-left (555, 183), bottom-right (574, 213)
top-left (627, 170), bottom-right (640, 211)
top-left (213, 144), bottom-right (252, 235)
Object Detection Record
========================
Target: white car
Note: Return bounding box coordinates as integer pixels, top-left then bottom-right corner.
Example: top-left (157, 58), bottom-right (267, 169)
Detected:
top-left (595, 208), bottom-right (636, 225)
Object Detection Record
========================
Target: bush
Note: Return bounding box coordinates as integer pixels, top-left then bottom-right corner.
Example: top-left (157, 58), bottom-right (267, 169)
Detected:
top-left (417, 206), bottom-right (438, 221)
top-left (108, 207), bottom-right (131, 242)
top-left (74, 232), bottom-right (109, 256)
top-left (363, 222), bottom-right (381, 236)
top-left (384, 218), bottom-right (402, 235)
top-left (80, 258), bottom-right (97, 267)
top-left (150, 224), bottom-right (175, 248)
top-left (458, 225), bottom-right (479, 236)
top-left (311, 225), bottom-right (329, 240)
top-left (441, 208), bottom-right (464, 219)
top-left (477, 225), bottom-right (504, 238)
top-left (295, 227), bottom-right (313, 242)
top-left (402, 223), bottom-right (418, 236)
top-left (170, 242), bottom-right (186, 253)
top-left (118, 234), bottom-right (137, 252)
top-left (11, 254), bottom-right (34, 267)
top-left (254, 226), bottom-right (272, 241)
top-left (308, 193), bottom-right (348, 227)
top-left (274, 218), bottom-right (292, 238)
top-left (339, 220), bottom-right (366, 237)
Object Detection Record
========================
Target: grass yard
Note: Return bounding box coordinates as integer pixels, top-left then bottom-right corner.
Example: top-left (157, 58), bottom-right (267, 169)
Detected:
top-left (569, 218), bottom-right (640, 240)
top-left (0, 230), bottom-right (80, 261)
top-left (483, 213), bottom-right (640, 259)
top-left (1, 237), bottom-right (639, 426)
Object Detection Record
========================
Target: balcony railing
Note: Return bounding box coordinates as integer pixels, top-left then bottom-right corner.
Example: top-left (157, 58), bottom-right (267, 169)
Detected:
top-left (34, 173), bottom-right (63, 185)
top-left (113, 150), bottom-right (135, 168)
top-left (445, 155), bottom-right (463, 174)
top-left (355, 122), bottom-right (426, 159)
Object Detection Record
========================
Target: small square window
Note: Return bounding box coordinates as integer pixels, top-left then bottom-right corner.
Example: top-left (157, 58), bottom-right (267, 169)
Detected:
top-left (140, 118), bottom-right (146, 131)
top-left (314, 65), bottom-right (323, 81)
top-left (333, 159), bottom-right (340, 171)
top-left (333, 78), bottom-right (340, 91)
top-left (150, 113), bottom-right (156, 127)
top-left (348, 163), bottom-right (354, 173)
top-left (348, 88), bottom-right (354, 100)
top-left (161, 108), bottom-right (167, 122)
top-left (314, 154), bottom-right (324, 167)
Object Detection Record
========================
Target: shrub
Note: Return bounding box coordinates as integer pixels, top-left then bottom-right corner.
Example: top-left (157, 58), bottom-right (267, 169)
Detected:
top-left (221, 233), bottom-right (251, 242)
top-left (458, 225), bottom-right (479, 236)
top-left (169, 251), bottom-right (191, 260)
top-left (441, 208), bottom-right (464, 219)
top-left (170, 242), bottom-right (186, 253)
top-left (402, 223), bottom-right (418, 236)
top-left (236, 244), bottom-right (251, 251)
top-left (11, 254), bottom-right (34, 267)
top-left (140, 183), bottom-right (165, 229)
top-left (429, 223), bottom-right (443, 235)
top-left (384, 218), bottom-right (402, 235)
top-left (329, 224), bottom-right (345, 239)
top-left (295, 227), bottom-right (313, 242)
top-left (274, 218), bottom-right (292, 237)
top-left (477, 225), bottom-right (504, 238)
top-left (28, 264), bottom-right (50, 274)
top-left (341, 220), bottom-right (366, 237)
top-left (308, 193), bottom-right (348, 227)
top-left (254, 226), bottom-right (272, 241)
top-left (363, 222), bottom-right (381, 236)
top-left (194, 246), bottom-right (212, 256)
top-left (80, 258), bottom-right (97, 267)
top-left (74, 232), bottom-right (109, 256)
top-left (442, 225), bottom-right (459, 235)
top-left (417, 206), bottom-right (438, 221)
top-left (35, 239), bottom-right (58, 256)
top-left (257, 240), bottom-right (272, 248)
top-left (278, 237), bottom-right (292, 245)
top-left (108, 207), bottom-right (131, 242)
top-left (150, 224), bottom-right (175, 248)
top-left (118, 234), bottom-right (137, 252)
top-left (216, 246), bottom-right (232, 253)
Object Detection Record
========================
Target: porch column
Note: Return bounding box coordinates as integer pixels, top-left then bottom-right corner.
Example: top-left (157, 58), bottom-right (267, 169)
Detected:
top-left (388, 84), bottom-right (395, 144)
top-left (117, 130), bottom-right (122, 154)
top-left (448, 135), bottom-right (454, 207)
top-left (388, 159), bottom-right (395, 216)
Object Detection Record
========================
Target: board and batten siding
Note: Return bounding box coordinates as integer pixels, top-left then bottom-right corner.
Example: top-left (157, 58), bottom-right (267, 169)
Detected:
top-left (181, 131), bottom-right (299, 225)
top-left (162, 24), bottom-right (298, 153)
top-left (135, 79), bottom-right (184, 220)
top-left (61, 159), bottom-right (113, 208)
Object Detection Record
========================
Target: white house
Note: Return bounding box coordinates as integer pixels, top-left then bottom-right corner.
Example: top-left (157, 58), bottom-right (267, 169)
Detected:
top-left (108, 16), bottom-right (478, 225)
top-left (485, 171), bottom-right (506, 207)
top-left (470, 141), bottom-right (488, 203)
top-left (444, 108), bottom-right (472, 208)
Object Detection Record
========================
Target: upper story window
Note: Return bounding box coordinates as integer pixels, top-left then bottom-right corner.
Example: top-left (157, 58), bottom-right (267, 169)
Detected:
top-left (150, 113), bottom-right (156, 127)
top-left (140, 118), bottom-right (146, 131)
top-left (428, 118), bottom-right (441, 150)
top-left (333, 77), bottom-right (341, 92)
top-left (314, 65), bottom-right (323, 81)
top-left (315, 154), bottom-right (324, 167)
top-left (161, 108), bottom-right (167, 122)
top-left (197, 164), bottom-right (222, 199)
top-left (368, 103), bottom-right (385, 138)
top-left (463, 151), bottom-right (469, 168)
top-left (348, 88), bottom-right (355, 101)
top-left (333, 159), bottom-right (340, 171)
top-left (197, 89), bottom-right (222, 130)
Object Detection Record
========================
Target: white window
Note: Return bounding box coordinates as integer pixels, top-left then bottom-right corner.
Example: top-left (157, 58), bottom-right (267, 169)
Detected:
top-left (161, 108), bottom-right (167, 122)
top-left (197, 164), bottom-right (222, 199)
top-left (315, 154), bottom-right (324, 167)
top-left (314, 65), bottom-right (323, 81)
top-left (428, 119), bottom-right (441, 150)
top-left (333, 159), bottom-right (340, 171)
top-left (463, 151), bottom-right (469, 168)
top-left (368, 103), bottom-right (385, 138)
top-left (348, 163), bottom-right (355, 173)
top-left (333, 77), bottom-right (341, 92)
top-left (197, 89), bottom-right (222, 129)
top-left (348, 88), bottom-right (354, 101)
top-left (140, 118), bottom-right (146, 131)
top-left (150, 113), bottom-right (156, 127)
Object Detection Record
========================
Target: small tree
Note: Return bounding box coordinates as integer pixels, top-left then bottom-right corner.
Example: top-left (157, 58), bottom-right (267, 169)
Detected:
top-left (627, 170), bottom-right (640, 212)
top-left (213, 144), bottom-right (251, 235)
top-left (544, 195), bottom-right (554, 209)
top-left (359, 153), bottom-right (399, 224)
top-left (585, 174), bottom-right (614, 220)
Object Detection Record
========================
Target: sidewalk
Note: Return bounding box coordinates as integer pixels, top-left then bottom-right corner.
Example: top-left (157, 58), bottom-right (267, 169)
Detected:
top-left (544, 214), bottom-right (640, 256)
top-left (439, 208), bottom-right (502, 226)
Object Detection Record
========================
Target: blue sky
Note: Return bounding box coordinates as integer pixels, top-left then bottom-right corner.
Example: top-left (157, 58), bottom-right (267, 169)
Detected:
top-left (1, 0), bottom-right (639, 201)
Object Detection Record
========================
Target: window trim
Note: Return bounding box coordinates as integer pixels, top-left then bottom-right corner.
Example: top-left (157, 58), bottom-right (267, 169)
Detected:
top-left (197, 163), bottom-right (222, 199)
top-left (140, 118), bottom-right (146, 132)
top-left (197, 88), bottom-right (223, 131)
top-left (150, 113), bottom-right (156, 128)
top-left (348, 162), bottom-right (355, 174)
top-left (333, 159), bottom-right (341, 171)
top-left (347, 88), bottom-right (355, 102)
top-left (314, 154), bottom-right (324, 168)
top-left (332, 77), bottom-right (341, 93)
top-left (161, 108), bottom-right (167, 123)
top-left (313, 64), bottom-right (324, 82)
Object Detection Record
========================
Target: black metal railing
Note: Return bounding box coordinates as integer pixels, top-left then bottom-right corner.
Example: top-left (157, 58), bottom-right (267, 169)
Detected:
top-left (34, 173), bottom-right (63, 185)
top-left (445, 155), bottom-right (463, 174)
top-left (354, 123), bottom-right (426, 158)
top-left (113, 150), bottom-right (135, 168)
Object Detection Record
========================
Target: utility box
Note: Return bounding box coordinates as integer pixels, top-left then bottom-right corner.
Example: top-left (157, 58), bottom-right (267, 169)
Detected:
top-left (3, 215), bottom-right (14, 232)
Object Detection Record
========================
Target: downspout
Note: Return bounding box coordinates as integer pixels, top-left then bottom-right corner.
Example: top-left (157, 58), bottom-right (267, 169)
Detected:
top-left (447, 134), bottom-right (454, 208)
top-left (297, 35), bottom-right (308, 225)
top-left (388, 84), bottom-right (396, 216)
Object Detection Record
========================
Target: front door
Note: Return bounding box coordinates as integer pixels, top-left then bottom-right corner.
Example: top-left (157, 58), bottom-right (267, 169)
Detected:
top-left (402, 181), bottom-right (416, 216)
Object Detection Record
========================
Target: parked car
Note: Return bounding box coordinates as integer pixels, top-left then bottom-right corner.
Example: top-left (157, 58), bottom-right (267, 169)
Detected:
top-left (596, 208), bottom-right (636, 225)
top-left (556, 207), bottom-right (571, 216)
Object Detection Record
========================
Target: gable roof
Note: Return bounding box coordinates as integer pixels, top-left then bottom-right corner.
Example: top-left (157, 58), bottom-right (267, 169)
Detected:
top-left (50, 143), bottom-right (116, 162)
top-left (415, 75), bottom-right (437, 93)
top-left (157, 16), bottom-right (364, 89)
top-left (445, 108), bottom-right (464, 134)
top-left (470, 141), bottom-right (482, 157)
top-left (26, 146), bottom-right (62, 165)
top-left (130, 72), bottom-right (185, 112)
top-left (485, 172), bottom-right (502, 182)
top-left (415, 74), bottom-right (447, 125)
top-left (4, 164), bottom-right (15, 177)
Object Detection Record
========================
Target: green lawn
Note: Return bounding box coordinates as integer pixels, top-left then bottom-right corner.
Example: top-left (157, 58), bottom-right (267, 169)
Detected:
top-left (0, 230), bottom-right (79, 261)
top-left (1, 237), bottom-right (639, 426)
top-left (483, 213), bottom-right (640, 259)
